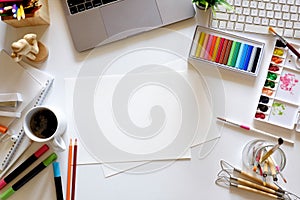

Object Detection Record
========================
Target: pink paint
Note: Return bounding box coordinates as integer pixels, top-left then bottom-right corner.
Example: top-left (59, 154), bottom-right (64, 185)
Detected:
top-left (280, 73), bottom-right (299, 94)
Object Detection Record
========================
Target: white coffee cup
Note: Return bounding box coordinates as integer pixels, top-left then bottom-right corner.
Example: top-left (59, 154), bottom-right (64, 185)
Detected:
top-left (23, 106), bottom-right (67, 151)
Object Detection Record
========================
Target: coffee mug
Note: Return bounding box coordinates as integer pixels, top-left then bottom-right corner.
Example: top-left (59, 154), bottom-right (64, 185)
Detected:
top-left (23, 106), bottom-right (67, 151)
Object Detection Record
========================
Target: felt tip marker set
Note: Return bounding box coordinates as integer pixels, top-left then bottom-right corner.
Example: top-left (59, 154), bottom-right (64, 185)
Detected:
top-left (189, 26), bottom-right (265, 76)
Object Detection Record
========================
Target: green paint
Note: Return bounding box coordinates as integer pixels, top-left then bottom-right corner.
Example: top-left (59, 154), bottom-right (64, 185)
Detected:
top-left (272, 102), bottom-right (286, 116)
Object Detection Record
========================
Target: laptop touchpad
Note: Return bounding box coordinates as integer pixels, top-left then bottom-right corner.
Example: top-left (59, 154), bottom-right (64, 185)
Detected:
top-left (101, 0), bottom-right (162, 38)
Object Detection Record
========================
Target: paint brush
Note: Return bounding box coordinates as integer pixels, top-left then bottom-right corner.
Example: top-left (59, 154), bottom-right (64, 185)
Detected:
top-left (216, 117), bottom-right (294, 145)
top-left (269, 27), bottom-right (300, 59)
top-left (260, 138), bottom-right (284, 163)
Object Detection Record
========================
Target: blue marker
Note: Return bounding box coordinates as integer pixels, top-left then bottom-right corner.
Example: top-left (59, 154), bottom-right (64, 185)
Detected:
top-left (53, 162), bottom-right (64, 200)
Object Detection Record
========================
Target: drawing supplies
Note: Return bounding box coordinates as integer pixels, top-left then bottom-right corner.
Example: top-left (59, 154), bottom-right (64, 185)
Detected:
top-left (71, 139), bottom-right (78, 200)
top-left (220, 160), bottom-right (284, 193)
top-left (189, 26), bottom-right (264, 76)
top-left (0, 50), bottom-right (54, 176)
top-left (53, 162), bottom-right (64, 200)
top-left (0, 144), bottom-right (49, 190)
top-left (0, 153), bottom-right (57, 200)
top-left (260, 138), bottom-right (284, 163)
top-left (268, 157), bottom-right (278, 182)
top-left (216, 117), bottom-right (294, 145)
top-left (66, 139), bottom-right (72, 200)
top-left (254, 39), bottom-right (300, 132)
top-left (229, 182), bottom-right (283, 199)
top-left (276, 165), bottom-right (287, 183)
top-left (269, 27), bottom-right (300, 59)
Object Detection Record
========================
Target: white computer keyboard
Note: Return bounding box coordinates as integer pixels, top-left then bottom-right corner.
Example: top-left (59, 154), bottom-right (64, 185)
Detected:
top-left (210, 0), bottom-right (300, 39)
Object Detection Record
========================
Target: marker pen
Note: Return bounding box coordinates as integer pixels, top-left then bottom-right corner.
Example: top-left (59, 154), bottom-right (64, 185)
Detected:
top-left (0, 153), bottom-right (57, 200)
top-left (0, 144), bottom-right (49, 190)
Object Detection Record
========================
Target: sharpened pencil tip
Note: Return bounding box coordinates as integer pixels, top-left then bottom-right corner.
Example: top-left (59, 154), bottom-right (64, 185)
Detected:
top-left (216, 117), bottom-right (225, 121)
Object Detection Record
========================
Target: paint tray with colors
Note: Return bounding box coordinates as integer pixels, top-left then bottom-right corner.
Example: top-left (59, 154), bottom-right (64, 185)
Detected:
top-left (189, 26), bottom-right (265, 76)
top-left (254, 40), bottom-right (300, 131)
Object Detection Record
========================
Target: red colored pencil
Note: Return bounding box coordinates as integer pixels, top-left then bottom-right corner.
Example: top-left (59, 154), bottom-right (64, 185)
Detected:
top-left (71, 139), bottom-right (78, 200)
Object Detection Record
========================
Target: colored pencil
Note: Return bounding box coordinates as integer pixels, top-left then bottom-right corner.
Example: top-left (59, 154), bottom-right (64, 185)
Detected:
top-left (0, 153), bottom-right (57, 200)
top-left (53, 162), bottom-right (64, 200)
top-left (0, 144), bottom-right (49, 190)
top-left (66, 139), bottom-right (73, 200)
top-left (71, 139), bottom-right (78, 200)
top-left (216, 117), bottom-right (294, 145)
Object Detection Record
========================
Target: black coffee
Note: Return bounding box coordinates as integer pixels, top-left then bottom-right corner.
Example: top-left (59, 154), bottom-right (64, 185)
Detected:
top-left (29, 109), bottom-right (58, 139)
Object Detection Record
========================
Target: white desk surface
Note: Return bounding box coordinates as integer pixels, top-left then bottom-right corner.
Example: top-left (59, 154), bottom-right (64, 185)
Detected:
top-left (1, 1), bottom-right (300, 199)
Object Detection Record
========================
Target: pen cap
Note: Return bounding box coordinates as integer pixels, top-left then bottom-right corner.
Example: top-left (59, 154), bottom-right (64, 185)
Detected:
top-left (52, 162), bottom-right (61, 177)
top-left (0, 187), bottom-right (14, 200)
top-left (43, 153), bottom-right (58, 167)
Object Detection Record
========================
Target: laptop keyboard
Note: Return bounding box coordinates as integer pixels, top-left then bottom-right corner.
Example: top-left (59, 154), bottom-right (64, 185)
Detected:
top-left (67, 0), bottom-right (119, 14)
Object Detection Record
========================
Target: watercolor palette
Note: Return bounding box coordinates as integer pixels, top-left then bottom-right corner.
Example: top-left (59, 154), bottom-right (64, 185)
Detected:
top-left (254, 40), bottom-right (300, 131)
top-left (189, 26), bottom-right (265, 76)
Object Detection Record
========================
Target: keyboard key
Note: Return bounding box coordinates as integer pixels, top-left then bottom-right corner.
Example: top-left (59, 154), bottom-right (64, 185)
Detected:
top-left (258, 2), bottom-right (265, 9)
top-left (291, 14), bottom-right (298, 21)
top-left (246, 16), bottom-right (253, 23)
top-left (235, 23), bottom-right (244, 31)
top-left (295, 30), bottom-right (300, 37)
top-left (242, 0), bottom-right (249, 7)
top-left (269, 19), bottom-right (277, 26)
top-left (286, 21), bottom-right (293, 28)
top-left (294, 22), bottom-right (300, 29)
top-left (261, 18), bottom-right (269, 25)
top-left (92, 0), bottom-right (102, 7)
top-left (243, 8), bottom-right (250, 15)
top-left (77, 4), bottom-right (85, 12)
top-left (69, 6), bottom-right (78, 14)
top-left (277, 20), bottom-right (285, 27)
top-left (244, 24), bottom-right (269, 34)
top-left (253, 17), bottom-right (261, 24)
top-left (283, 13), bottom-right (290, 20)
top-left (266, 3), bottom-right (274, 10)
top-left (85, 2), bottom-right (93, 9)
top-left (211, 20), bottom-right (219, 28)
top-left (219, 21), bottom-right (227, 29)
top-left (227, 22), bottom-right (234, 30)
top-left (274, 12), bottom-right (282, 19)
top-left (284, 29), bottom-right (294, 37)
top-left (267, 11), bottom-right (274, 18)
top-left (215, 13), bottom-right (229, 20)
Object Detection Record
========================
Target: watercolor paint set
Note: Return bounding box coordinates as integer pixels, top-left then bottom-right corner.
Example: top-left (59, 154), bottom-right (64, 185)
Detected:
top-left (189, 26), bottom-right (265, 76)
top-left (254, 40), bottom-right (300, 131)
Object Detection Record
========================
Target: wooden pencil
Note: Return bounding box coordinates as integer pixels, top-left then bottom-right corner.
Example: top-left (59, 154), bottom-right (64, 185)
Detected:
top-left (66, 139), bottom-right (73, 200)
top-left (71, 139), bottom-right (78, 200)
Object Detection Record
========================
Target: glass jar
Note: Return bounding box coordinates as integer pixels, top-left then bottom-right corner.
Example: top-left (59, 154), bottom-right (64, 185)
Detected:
top-left (242, 139), bottom-right (286, 176)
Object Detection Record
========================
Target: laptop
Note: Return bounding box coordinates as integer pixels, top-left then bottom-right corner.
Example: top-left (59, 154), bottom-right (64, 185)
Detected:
top-left (62, 0), bottom-right (195, 52)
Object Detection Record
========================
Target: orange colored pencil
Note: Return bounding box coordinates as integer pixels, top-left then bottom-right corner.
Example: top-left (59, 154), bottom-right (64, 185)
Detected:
top-left (71, 139), bottom-right (78, 200)
top-left (66, 139), bottom-right (73, 200)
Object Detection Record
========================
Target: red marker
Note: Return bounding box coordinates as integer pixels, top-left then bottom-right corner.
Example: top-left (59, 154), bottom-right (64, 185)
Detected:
top-left (0, 144), bottom-right (49, 190)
